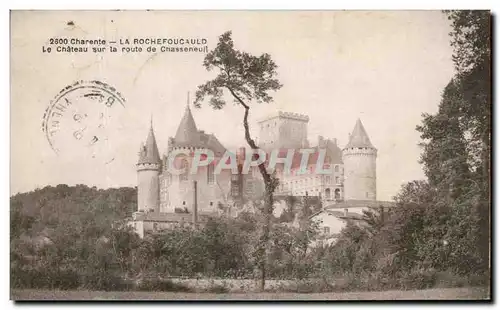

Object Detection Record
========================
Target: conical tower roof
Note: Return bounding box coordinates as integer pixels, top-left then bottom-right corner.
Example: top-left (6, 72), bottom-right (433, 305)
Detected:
top-left (174, 104), bottom-right (199, 146)
top-left (138, 120), bottom-right (161, 164)
top-left (345, 118), bottom-right (375, 149)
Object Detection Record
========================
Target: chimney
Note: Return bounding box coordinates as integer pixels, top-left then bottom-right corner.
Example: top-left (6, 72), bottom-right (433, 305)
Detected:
top-left (193, 181), bottom-right (198, 227)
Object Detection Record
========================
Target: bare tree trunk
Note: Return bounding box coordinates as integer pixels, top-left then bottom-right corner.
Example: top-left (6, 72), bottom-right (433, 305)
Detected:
top-left (227, 87), bottom-right (277, 292)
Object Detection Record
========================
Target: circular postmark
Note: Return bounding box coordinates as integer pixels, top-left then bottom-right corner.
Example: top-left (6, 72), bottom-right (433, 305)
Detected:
top-left (42, 80), bottom-right (126, 163)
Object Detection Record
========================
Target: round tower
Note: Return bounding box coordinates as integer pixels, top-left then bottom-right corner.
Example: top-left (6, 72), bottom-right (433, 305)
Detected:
top-left (137, 121), bottom-right (161, 213)
top-left (342, 119), bottom-right (377, 201)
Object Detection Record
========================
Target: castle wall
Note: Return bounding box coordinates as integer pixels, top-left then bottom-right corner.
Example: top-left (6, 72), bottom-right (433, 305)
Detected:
top-left (164, 165), bottom-right (233, 213)
top-left (258, 112), bottom-right (309, 150)
top-left (129, 220), bottom-right (145, 238)
top-left (342, 148), bottom-right (377, 200)
top-left (137, 165), bottom-right (160, 212)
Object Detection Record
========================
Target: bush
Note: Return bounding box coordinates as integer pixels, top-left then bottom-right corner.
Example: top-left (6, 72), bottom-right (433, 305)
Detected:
top-left (397, 268), bottom-right (437, 290)
top-left (80, 273), bottom-right (130, 291)
top-left (205, 284), bottom-right (229, 293)
top-left (11, 267), bottom-right (81, 290)
top-left (467, 272), bottom-right (490, 287)
top-left (434, 270), bottom-right (468, 288)
top-left (137, 278), bottom-right (192, 292)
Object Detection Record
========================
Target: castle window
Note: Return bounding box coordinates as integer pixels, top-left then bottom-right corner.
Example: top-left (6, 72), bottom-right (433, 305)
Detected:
top-left (335, 177), bottom-right (340, 184)
top-left (153, 223), bottom-right (158, 231)
top-left (210, 201), bottom-right (213, 206)
top-left (335, 165), bottom-right (339, 172)
top-left (231, 184), bottom-right (239, 197)
top-left (182, 201), bottom-right (186, 205)
top-left (325, 188), bottom-right (331, 199)
top-left (325, 176), bottom-right (331, 184)
top-left (335, 188), bottom-right (341, 200)
top-left (180, 158), bottom-right (189, 182)
top-left (207, 164), bottom-right (215, 184)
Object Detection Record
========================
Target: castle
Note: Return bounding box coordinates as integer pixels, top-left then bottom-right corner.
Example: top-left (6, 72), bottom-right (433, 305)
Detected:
top-left (130, 100), bottom-right (381, 238)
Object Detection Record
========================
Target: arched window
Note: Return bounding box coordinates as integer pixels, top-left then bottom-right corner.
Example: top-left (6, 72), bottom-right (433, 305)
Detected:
top-left (325, 188), bottom-right (331, 199)
top-left (334, 165), bottom-right (339, 172)
top-left (335, 188), bottom-right (341, 200)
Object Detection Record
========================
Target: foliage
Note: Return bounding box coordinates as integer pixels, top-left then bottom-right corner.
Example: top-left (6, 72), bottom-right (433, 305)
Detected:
top-left (10, 14), bottom-right (491, 292)
top-left (194, 30), bottom-right (283, 291)
top-left (193, 31), bottom-right (282, 109)
top-left (11, 187), bottom-right (322, 291)
top-left (416, 10), bottom-right (491, 274)
top-left (136, 278), bottom-right (192, 292)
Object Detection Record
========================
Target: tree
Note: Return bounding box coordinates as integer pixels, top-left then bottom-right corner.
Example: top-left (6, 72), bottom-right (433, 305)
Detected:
top-left (194, 31), bottom-right (283, 291)
top-left (414, 11), bottom-right (491, 274)
top-left (417, 80), bottom-right (473, 202)
top-left (445, 11), bottom-right (491, 273)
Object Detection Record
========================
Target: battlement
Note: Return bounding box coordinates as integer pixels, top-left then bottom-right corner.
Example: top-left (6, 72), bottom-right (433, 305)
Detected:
top-left (258, 111), bottom-right (310, 123)
top-left (136, 162), bottom-right (161, 171)
top-left (278, 111), bottom-right (309, 122)
top-left (342, 147), bottom-right (377, 157)
top-left (169, 146), bottom-right (217, 154)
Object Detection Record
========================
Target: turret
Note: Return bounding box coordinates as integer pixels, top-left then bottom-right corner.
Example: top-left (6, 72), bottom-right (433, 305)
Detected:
top-left (342, 119), bottom-right (377, 200)
top-left (136, 118), bottom-right (161, 213)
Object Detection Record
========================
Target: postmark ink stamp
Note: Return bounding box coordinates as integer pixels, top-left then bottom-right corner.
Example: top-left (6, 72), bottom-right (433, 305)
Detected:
top-left (42, 80), bottom-right (126, 162)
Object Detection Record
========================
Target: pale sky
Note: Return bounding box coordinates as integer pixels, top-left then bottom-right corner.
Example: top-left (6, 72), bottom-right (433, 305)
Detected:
top-left (10, 11), bottom-right (455, 200)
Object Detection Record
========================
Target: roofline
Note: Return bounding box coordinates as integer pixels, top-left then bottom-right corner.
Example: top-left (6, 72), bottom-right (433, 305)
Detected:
top-left (324, 200), bottom-right (396, 209)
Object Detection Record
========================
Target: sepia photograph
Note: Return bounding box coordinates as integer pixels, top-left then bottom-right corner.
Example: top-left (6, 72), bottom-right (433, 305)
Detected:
top-left (9, 10), bottom-right (491, 301)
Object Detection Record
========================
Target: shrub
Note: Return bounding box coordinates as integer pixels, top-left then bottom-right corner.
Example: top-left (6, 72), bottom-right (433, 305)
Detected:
top-left (80, 273), bottom-right (130, 291)
top-left (397, 268), bottom-right (437, 290)
top-left (205, 284), bottom-right (230, 293)
top-left (467, 272), bottom-right (490, 287)
top-left (137, 278), bottom-right (192, 292)
top-left (434, 270), bottom-right (468, 288)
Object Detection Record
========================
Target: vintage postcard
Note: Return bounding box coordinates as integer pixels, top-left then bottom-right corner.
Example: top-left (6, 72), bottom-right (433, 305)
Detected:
top-left (10, 10), bottom-right (491, 300)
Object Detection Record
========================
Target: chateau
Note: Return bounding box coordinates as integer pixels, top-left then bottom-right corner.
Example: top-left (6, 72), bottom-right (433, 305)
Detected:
top-left (130, 99), bottom-right (390, 238)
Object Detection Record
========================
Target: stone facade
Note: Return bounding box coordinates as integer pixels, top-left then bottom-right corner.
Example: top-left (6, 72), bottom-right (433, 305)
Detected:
top-left (258, 111), bottom-right (310, 151)
top-left (132, 102), bottom-right (378, 238)
top-left (342, 119), bottom-right (377, 201)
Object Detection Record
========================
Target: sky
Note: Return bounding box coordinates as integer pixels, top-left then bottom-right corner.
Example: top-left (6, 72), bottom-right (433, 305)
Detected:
top-left (10, 10), bottom-right (455, 200)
